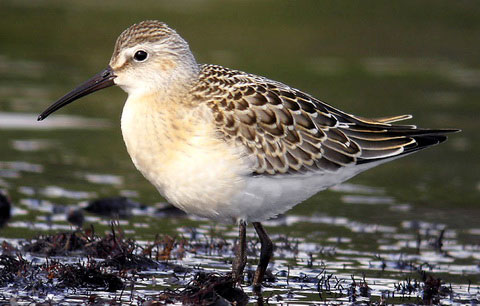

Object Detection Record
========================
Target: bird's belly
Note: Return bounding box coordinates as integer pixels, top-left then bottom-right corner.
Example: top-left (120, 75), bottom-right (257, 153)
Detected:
top-left (227, 164), bottom-right (371, 222)
top-left (227, 174), bottom-right (329, 222)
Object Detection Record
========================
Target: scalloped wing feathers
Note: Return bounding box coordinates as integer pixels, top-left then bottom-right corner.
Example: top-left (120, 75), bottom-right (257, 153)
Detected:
top-left (190, 64), bottom-right (454, 175)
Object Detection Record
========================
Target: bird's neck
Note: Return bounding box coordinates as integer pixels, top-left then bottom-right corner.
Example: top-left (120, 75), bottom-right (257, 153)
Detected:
top-left (120, 54), bottom-right (200, 105)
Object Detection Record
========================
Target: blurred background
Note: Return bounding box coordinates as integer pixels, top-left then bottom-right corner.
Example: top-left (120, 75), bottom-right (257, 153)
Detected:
top-left (0, 0), bottom-right (479, 302)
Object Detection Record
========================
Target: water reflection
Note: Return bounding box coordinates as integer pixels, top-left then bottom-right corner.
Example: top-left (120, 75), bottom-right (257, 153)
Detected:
top-left (0, 112), bottom-right (110, 130)
top-left (11, 139), bottom-right (53, 152)
top-left (309, 56), bottom-right (480, 88)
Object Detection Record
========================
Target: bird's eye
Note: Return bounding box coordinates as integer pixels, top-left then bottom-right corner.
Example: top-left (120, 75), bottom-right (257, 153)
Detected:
top-left (133, 50), bottom-right (148, 62)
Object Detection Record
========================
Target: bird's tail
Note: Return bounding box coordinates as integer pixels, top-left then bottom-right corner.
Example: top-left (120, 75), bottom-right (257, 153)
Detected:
top-left (333, 112), bottom-right (459, 165)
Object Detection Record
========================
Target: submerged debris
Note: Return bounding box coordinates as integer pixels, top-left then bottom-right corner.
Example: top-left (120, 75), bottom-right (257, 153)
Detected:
top-left (155, 203), bottom-right (187, 218)
top-left (154, 272), bottom-right (249, 306)
top-left (0, 254), bottom-right (123, 294)
top-left (85, 196), bottom-right (142, 218)
top-left (104, 252), bottom-right (159, 270)
top-left (22, 230), bottom-right (89, 256)
top-left (0, 254), bottom-right (28, 287)
top-left (0, 191), bottom-right (11, 228)
top-left (421, 271), bottom-right (452, 305)
top-left (56, 261), bottom-right (123, 292)
top-left (21, 224), bottom-right (152, 259)
top-left (66, 208), bottom-right (85, 228)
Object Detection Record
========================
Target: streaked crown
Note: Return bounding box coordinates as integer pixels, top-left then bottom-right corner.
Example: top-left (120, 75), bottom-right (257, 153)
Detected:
top-left (109, 20), bottom-right (199, 96)
top-left (111, 20), bottom-right (176, 60)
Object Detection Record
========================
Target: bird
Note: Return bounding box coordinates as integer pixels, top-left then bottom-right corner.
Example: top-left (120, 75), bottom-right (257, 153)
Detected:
top-left (38, 20), bottom-right (458, 289)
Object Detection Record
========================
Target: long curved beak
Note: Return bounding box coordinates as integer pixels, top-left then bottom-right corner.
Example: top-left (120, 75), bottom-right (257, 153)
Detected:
top-left (38, 66), bottom-right (116, 121)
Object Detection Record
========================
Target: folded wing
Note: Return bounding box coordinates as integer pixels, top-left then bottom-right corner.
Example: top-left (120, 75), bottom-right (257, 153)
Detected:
top-left (191, 64), bottom-right (458, 175)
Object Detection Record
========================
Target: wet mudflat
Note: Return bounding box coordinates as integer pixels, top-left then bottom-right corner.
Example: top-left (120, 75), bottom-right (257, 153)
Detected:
top-left (1, 0), bottom-right (479, 304)
top-left (0, 194), bottom-right (479, 304)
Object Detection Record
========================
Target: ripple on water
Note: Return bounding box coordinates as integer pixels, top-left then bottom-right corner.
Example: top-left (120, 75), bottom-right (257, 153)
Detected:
top-left (0, 54), bottom-right (45, 79)
top-left (41, 185), bottom-right (96, 199)
top-left (341, 195), bottom-right (395, 205)
top-left (0, 112), bottom-right (110, 130)
top-left (362, 57), bottom-right (480, 88)
top-left (330, 183), bottom-right (385, 194)
top-left (0, 161), bottom-right (43, 173)
top-left (11, 139), bottom-right (53, 152)
top-left (82, 173), bottom-right (123, 185)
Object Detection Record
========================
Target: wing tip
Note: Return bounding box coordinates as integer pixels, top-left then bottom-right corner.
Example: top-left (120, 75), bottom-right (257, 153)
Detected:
top-left (356, 130), bottom-right (457, 165)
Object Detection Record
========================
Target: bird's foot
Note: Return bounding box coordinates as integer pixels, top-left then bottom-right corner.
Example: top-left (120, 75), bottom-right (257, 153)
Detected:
top-left (231, 220), bottom-right (247, 286)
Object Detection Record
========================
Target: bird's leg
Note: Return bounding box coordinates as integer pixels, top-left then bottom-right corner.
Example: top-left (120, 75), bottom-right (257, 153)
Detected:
top-left (232, 220), bottom-right (247, 284)
top-left (252, 222), bottom-right (273, 289)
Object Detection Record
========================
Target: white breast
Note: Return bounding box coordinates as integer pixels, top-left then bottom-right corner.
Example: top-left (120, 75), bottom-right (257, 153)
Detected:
top-left (120, 95), bottom-right (251, 221)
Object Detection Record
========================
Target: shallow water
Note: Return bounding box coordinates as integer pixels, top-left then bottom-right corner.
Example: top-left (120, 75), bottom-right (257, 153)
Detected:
top-left (0, 0), bottom-right (479, 304)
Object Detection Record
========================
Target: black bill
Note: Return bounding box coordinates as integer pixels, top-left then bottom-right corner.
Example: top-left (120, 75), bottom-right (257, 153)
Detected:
top-left (37, 66), bottom-right (116, 121)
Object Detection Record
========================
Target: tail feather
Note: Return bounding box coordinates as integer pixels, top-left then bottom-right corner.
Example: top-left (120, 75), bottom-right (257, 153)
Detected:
top-left (354, 129), bottom-right (456, 165)
top-left (334, 111), bottom-right (459, 165)
top-left (355, 114), bottom-right (413, 124)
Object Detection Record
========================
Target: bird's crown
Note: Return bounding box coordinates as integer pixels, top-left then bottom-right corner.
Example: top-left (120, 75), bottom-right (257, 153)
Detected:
top-left (111, 20), bottom-right (177, 59)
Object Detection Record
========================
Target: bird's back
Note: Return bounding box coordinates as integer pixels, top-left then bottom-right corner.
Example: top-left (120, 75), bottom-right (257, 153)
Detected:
top-left (192, 64), bottom-right (456, 176)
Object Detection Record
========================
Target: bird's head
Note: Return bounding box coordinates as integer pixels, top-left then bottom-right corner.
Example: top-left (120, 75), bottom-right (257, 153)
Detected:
top-left (38, 20), bottom-right (198, 121)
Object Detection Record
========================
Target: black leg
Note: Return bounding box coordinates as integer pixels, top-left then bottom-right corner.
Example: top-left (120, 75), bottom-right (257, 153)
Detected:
top-left (232, 220), bottom-right (247, 284)
top-left (252, 222), bottom-right (273, 289)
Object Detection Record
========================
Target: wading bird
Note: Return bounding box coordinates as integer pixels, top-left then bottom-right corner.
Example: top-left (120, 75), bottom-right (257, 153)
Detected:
top-left (38, 20), bottom-right (457, 289)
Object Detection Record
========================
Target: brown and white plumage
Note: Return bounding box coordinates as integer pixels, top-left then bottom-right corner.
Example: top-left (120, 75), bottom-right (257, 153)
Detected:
top-left (38, 20), bottom-right (458, 288)
top-left (191, 64), bottom-right (454, 176)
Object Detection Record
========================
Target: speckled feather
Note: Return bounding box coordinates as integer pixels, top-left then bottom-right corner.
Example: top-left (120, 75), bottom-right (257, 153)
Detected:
top-left (112, 20), bottom-right (177, 60)
top-left (190, 64), bottom-right (450, 176)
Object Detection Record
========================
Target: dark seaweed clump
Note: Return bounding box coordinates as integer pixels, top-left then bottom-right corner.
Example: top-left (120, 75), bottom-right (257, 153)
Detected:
top-left (21, 225), bottom-right (138, 258)
top-left (0, 224), bottom-right (469, 304)
top-left (0, 192), bottom-right (11, 228)
top-left (0, 253), bottom-right (122, 293)
top-left (155, 272), bottom-right (249, 306)
top-left (0, 225), bottom-right (251, 304)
